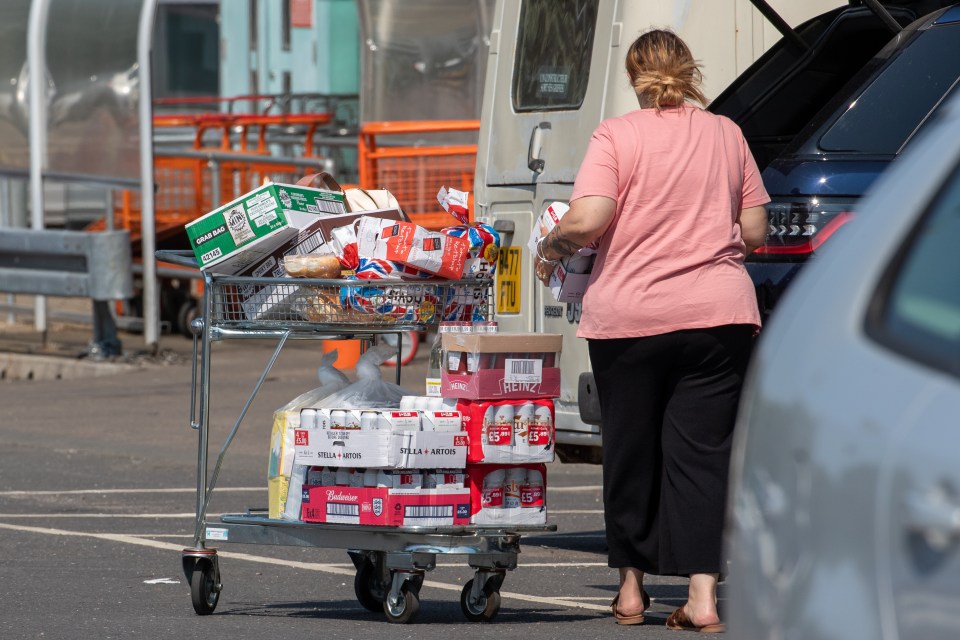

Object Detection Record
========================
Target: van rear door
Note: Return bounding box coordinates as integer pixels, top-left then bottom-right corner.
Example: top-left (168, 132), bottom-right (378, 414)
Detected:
top-left (477, 0), bottom-right (611, 458)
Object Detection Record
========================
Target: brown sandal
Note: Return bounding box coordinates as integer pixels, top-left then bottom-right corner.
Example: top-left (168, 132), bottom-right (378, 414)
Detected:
top-left (611, 589), bottom-right (651, 625)
top-left (666, 605), bottom-right (726, 633)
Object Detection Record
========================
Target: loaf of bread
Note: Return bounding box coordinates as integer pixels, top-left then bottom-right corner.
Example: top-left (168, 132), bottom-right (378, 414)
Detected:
top-left (283, 254), bottom-right (342, 279)
top-left (299, 290), bottom-right (395, 325)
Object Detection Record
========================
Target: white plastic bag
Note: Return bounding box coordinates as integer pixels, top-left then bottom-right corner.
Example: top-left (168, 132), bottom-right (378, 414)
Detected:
top-left (314, 344), bottom-right (418, 409)
top-left (268, 351), bottom-right (350, 519)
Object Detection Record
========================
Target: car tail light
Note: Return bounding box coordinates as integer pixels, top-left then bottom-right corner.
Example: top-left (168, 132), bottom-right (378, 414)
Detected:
top-left (751, 197), bottom-right (855, 260)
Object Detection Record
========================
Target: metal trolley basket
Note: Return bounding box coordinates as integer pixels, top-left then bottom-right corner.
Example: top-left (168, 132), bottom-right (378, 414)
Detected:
top-left (157, 250), bottom-right (554, 624)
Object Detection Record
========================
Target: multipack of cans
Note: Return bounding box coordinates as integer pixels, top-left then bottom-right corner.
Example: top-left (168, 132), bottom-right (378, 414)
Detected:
top-left (466, 463), bottom-right (548, 525)
top-left (456, 399), bottom-right (555, 464)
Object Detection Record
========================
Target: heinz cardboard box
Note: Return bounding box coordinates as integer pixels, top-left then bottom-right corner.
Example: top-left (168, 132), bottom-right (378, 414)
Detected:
top-left (186, 182), bottom-right (348, 273)
top-left (441, 333), bottom-right (562, 400)
top-left (300, 485), bottom-right (471, 526)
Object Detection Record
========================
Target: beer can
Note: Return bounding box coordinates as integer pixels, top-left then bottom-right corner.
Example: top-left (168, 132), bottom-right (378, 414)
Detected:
top-left (305, 466), bottom-right (325, 485)
top-left (360, 411), bottom-right (379, 430)
top-left (363, 468), bottom-right (379, 487)
top-left (330, 410), bottom-right (347, 430)
top-left (514, 402), bottom-right (535, 458)
top-left (348, 469), bottom-right (364, 487)
top-left (521, 469), bottom-right (545, 508)
top-left (344, 410), bottom-right (362, 430)
top-left (335, 467), bottom-right (352, 486)
top-left (399, 395), bottom-right (417, 410)
top-left (531, 400), bottom-right (554, 448)
top-left (504, 467), bottom-right (526, 509)
top-left (320, 466), bottom-right (337, 486)
top-left (300, 408), bottom-right (317, 429)
top-left (480, 469), bottom-right (505, 509)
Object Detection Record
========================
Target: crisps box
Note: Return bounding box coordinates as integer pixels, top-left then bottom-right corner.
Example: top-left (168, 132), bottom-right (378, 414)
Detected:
top-left (441, 333), bottom-right (562, 400)
top-left (293, 425), bottom-right (468, 469)
top-left (466, 463), bottom-right (547, 525)
top-left (235, 209), bottom-right (409, 320)
top-left (456, 399), bottom-right (555, 464)
top-left (300, 485), bottom-right (472, 526)
top-left (186, 182), bottom-right (348, 272)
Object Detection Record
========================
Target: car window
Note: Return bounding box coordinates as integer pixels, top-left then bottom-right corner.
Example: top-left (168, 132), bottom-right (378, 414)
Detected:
top-left (512, 0), bottom-right (598, 112)
top-left (873, 163), bottom-right (960, 376)
top-left (820, 24), bottom-right (960, 154)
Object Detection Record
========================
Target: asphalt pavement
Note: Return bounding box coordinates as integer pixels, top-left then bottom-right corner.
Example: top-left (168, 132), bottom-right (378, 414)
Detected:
top-left (0, 316), bottom-right (720, 640)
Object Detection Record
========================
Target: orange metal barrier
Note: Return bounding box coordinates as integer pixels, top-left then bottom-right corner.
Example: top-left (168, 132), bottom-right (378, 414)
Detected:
top-left (153, 112), bottom-right (333, 153)
top-left (357, 120), bottom-right (479, 230)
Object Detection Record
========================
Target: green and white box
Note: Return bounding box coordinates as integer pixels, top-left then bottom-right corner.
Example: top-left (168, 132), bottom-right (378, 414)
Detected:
top-left (186, 182), bottom-right (348, 273)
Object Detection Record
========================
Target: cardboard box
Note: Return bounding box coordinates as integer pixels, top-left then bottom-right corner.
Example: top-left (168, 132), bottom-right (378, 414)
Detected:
top-left (527, 202), bottom-right (596, 302)
top-left (548, 259), bottom-right (593, 303)
top-left (466, 463), bottom-right (547, 525)
top-left (457, 399), bottom-right (555, 464)
top-left (440, 333), bottom-right (562, 400)
top-left (300, 485), bottom-right (472, 526)
top-left (186, 182), bottom-right (348, 272)
top-left (293, 423), bottom-right (468, 469)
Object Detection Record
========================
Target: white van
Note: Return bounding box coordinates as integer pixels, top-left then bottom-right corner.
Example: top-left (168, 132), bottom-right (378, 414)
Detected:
top-left (473, 0), bottom-right (845, 462)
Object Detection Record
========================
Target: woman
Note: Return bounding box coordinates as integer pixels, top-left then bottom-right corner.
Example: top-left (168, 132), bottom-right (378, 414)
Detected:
top-left (534, 30), bottom-right (768, 632)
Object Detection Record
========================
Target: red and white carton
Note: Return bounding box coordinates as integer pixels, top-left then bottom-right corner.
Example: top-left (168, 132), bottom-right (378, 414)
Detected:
top-left (466, 463), bottom-right (547, 525)
top-left (457, 399), bottom-right (555, 463)
top-left (300, 485), bottom-right (471, 526)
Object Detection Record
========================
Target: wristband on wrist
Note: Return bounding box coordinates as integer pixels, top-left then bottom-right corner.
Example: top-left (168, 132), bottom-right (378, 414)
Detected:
top-left (536, 237), bottom-right (560, 265)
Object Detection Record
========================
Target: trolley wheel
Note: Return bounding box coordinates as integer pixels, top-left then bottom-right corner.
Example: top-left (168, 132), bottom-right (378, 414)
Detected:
top-left (460, 579), bottom-right (501, 622)
top-left (381, 331), bottom-right (420, 367)
top-left (190, 560), bottom-right (219, 615)
top-left (383, 584), bottom-right (420, 624)
top-left (354, 558), bottom-right (387, 612)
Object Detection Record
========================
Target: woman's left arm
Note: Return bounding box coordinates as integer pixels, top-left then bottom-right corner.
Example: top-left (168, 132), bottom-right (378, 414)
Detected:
top-left (535, 195), bottom-right (616, 284)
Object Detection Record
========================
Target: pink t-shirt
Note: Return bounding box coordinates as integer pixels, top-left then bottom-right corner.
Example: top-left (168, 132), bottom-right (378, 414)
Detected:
top-left (571, 104), bottom-right (769, 339)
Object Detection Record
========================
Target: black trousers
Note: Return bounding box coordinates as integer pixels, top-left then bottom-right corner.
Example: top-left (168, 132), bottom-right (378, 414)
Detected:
top-left (588, 325), bottom-right (754, 576)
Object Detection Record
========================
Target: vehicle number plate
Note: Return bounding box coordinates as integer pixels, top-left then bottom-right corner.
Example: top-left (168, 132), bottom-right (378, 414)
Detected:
top-left (496, 246), bottom-right (521, 314)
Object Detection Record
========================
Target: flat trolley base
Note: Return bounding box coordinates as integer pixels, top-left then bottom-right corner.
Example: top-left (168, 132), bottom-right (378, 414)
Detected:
top-left (181, 514), bottom-right (556, 623)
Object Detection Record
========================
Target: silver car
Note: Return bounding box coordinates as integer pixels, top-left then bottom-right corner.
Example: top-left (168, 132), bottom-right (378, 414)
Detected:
top-left (725, 90), bottom-right (960, 638)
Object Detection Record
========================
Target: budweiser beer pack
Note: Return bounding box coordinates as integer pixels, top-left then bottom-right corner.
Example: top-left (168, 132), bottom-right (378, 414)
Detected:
top-left (440, 333), bottom-right (563, 400)
top-left (467, 463), bottom-right (547, 525)
top-left (296, 466), bottom-right (470, 526)
top-left (456, 399), bottom-right (555, 464)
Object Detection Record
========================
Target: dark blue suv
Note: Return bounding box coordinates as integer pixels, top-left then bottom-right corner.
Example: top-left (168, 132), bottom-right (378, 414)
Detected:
top-left (711, 1), bottom-right (960, 321)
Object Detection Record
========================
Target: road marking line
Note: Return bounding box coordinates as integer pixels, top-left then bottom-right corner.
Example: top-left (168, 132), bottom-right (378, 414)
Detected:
top-left (0, 521), bottom-right (608, 613)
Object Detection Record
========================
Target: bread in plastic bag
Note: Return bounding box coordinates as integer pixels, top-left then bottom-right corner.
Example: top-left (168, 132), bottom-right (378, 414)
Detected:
top-left (268, 350), bottom-right (350, 519)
